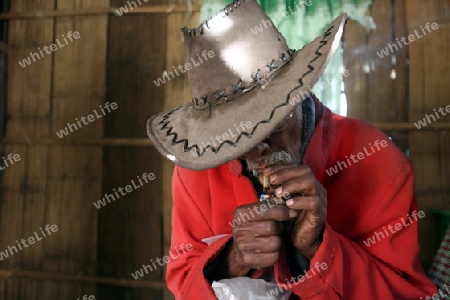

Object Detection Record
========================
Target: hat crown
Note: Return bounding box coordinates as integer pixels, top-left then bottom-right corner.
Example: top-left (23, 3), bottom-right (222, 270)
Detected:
top-left (182, 0), bottom-right (294, 110)
top-left (147, 10), bottom-right (347, 170)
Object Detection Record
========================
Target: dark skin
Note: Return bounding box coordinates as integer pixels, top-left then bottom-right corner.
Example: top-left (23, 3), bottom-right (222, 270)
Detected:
top-left (226, 108), bottom-right (327, 277)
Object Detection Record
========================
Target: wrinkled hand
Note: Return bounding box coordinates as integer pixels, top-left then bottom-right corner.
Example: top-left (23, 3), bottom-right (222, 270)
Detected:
top-left (264, 164), bottom-right (327, 259)
top-left (228, 201), bottom-right (298, 277)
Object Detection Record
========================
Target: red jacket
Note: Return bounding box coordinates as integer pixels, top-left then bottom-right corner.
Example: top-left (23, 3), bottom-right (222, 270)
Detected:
top-left (166, 106), bottom-right (437, 299)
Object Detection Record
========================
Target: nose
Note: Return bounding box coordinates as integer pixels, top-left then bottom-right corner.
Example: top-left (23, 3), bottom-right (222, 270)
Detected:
top-left (242, 140), bottom-right (271, 160)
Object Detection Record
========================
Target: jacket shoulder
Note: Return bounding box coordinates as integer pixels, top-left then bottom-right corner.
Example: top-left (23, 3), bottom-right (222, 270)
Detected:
top-left (173, 164), bottom-right (231, 191)
top-left (331, 113), bottom-right (412, 171)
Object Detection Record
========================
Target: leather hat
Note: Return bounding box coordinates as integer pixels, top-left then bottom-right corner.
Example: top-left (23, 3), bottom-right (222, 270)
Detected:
top-left (147, 0), bottom-right (346, 170)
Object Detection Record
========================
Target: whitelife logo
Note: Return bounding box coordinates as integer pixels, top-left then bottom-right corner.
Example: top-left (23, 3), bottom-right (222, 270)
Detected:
top-left (0, 225), bottom-right (58, 261)
top-left (55, 102), bottom-right (118, 139)
top-left (18, 31), bottom-right (81, 68)
top-left (0, 153), bottom-right (21, 171)
top-left (288, 70), bottom-right (351, 106)
top-left (363, 210), bottom-right (425, 247)
top-left (114, 0), bottom-right (147, 16)
top-left (153, 50), bottom-right (215, 87)
top-left (228, 192), bottom-right (291, 228)
top-left (131, 243), bottom-right (193, 280)
top-left (93, 172), bottom-right (156, 209)
top-left (325, 139), bottom-right (388, 176)
top-left (421, 284), bottom-right (450, 300)
top-left (414, 104), bottom-right (450, 129)
top-left (266, 262), bottom-right (328, 298)
top-left (77, 296), bottom-right (95, 300)
top-left (250, 0), bottom-right (313, 35)
top-left (376, 22), bottom-right (439, 58)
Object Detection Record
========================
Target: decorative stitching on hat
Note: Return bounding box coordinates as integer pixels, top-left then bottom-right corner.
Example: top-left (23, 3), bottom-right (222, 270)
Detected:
top-left (266, 60), bottom-right (278, 71)
top-left (250, 69), bottom-right (263, 82)
top-left (232, 79), bottom-right (244, 94)
top-left (193, 96), bottom-right (209, 107)
top-left (181, 0), bottom-right (245, 37)
top-left (215, 89), bottom-right (227, 101)
top-left (192, 51), bottom-right (294, 110)
top-left (159, 25), bottom-right (335, 157)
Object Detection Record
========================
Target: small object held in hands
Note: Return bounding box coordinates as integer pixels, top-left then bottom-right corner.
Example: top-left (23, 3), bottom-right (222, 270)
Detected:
top-left (258, 173), bottom-right (271, 193)
top-left (258, 172), bottom-right (284, 205)
top-left (263, 175), bottom-right (270, 193)
top-left (259, 194), bottom-right (270, 202)
top-left (259, 194), bottom-right (276, 206)
top-left (259, 193), bottom-right (285, 205)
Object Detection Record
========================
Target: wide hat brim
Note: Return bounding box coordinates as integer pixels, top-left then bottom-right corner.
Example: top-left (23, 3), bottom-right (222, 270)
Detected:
top-left (147, 14), bottom-right (346, 170)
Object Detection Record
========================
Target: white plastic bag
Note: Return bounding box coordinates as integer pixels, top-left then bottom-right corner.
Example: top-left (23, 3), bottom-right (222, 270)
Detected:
top-left (212, 277), bottom-right (291, 300)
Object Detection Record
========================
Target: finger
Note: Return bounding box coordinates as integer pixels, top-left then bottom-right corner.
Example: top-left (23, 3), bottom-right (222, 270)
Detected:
top-left (285, 196), bottom-right (327, 219)
top-left (251, 203), bottom-right (298, 221)
top-left (268, 164), bottom-right (313, 186)
top-left (291, 215), bottom-right (325, 251)
top-left (262, 164), bottom-right (296, 176)
top-left (233, 220), bottom-right (283, 236)
top-left (233, 202), bottom-right (297, 222)
top-left (273, 174), bottom-right (316, 199)
top-left (236, 235), bottom-right (282, 254)
top-left (252, 221), bottom-right (284, 237)
top-left (233, 202), bottom-right (276, 221)
top-left (258, 164), bottom-right (295, 194)
top-left (241, 252), bottom-right (279, 269)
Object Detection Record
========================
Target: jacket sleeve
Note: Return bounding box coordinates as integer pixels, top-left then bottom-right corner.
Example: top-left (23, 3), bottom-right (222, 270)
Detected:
top-left (165, 166), bottom-right (231, 299)
top-left (274, 162), bottom-right (438, 299)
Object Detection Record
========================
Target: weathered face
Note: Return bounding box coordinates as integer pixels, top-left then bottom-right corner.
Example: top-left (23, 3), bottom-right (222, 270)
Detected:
top-left (239, 106), bottom-right (303, 173)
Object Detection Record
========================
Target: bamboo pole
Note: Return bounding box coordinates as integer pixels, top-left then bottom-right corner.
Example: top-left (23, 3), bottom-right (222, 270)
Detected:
top-left (0, 42), bottom-right (7, 52)
top-left (0, 138), bottom-right (154, 147)
top-left (0, 269), bottom-right (166, 289)
top-left (0, 123), bottom-right (449, 147)
top-left (0, 5), bottom-right (201, 20)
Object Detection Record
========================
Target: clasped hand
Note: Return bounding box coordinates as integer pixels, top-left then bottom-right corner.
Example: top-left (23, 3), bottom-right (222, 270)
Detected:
top-left (228, 164), bottom-right (327, 276)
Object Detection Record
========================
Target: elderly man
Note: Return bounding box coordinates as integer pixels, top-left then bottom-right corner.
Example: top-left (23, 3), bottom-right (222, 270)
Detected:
top-left (147, 0), bottom-right (437, 299)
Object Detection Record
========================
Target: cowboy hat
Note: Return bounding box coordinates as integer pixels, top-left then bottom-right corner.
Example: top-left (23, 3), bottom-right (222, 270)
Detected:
top-left (147, 0), bottom-right (346, 170)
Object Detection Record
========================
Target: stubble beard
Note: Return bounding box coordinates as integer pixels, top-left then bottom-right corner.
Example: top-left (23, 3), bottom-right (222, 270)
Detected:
top-left (245, 149), bottom-right (299, 174)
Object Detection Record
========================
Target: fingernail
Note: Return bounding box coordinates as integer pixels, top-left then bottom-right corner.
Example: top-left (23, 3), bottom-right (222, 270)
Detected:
top-left (270, 174), bottom-right (277, 183)
top-left (286, 199), bottom-right (294, 206)
top-left (275, 188), bottom-right (282, 197)
top-left (289, 210), bottom-right (298, 218)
